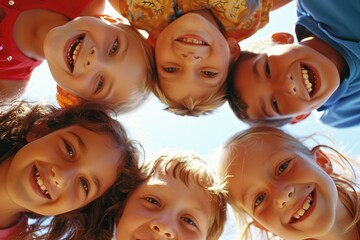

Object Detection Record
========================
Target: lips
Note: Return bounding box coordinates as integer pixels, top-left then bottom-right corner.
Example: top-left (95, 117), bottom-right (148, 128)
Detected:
top-left (64, 34), bottom-right (85, 72)
top-left (300, 63), bottom-right (320, 98)
top-left (32, 165), bottom-right (52, 200)
top-left (289, 190), bottom-right (316, 224)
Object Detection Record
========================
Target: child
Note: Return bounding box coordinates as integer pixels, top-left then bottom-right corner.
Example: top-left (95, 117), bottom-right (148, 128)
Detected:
top-left (0, 1), bottom-right (155, 113)
top-left (110, 0), bottom-right (291, 116)
top-left (0, 100), bottom-right (142, 239)
top-left (219, 126), bottom-right (360, 239)
top-left (115, 151), bottom-right (227, 240)
top-left (227, 0), bottom-right (360, 128)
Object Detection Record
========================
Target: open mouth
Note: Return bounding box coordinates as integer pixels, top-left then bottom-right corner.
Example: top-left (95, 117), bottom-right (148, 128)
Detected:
top-left (34, 166), bottom-right (51, 199)
top-left (66, 34), bottom-right (85, 72)
top-left (176, 35), bottom-right (208, 46)
top-left (290, 190), bottom-right (316, 224)
top-left (300, 63), bottom-right (320, 97)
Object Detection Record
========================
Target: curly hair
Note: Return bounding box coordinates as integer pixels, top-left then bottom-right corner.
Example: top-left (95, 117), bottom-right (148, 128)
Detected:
top-left (219, 126), bottom-right (360, 240)
top-left (0, 100), bottom-right (143, 240)
top-left (142, 151), bottom-right (228, 240)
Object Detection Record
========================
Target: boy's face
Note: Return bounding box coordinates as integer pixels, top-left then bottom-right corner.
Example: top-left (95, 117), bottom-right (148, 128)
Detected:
top-left (232, 44), bottom-right (340, 120)
top-left (6, 125), bottom-right (120, 216)
top-left (155, 12), bottom-right (239, 102)
top-left (44, 16), bottom-right (148, 105)
top-left (227, 135), bottom-right (338, 239)
top-left (116, 163), bottom-right (211, 240)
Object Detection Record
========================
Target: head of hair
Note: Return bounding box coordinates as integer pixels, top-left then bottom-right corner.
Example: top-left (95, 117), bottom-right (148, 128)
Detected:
top-left (151, 78), bottom-right (227, 117)
top-left (0, 100), bottom-right (143, 240)
top-left (219, 126), bottom-right (360, 239)
top-left (141, 151), bottom-right (227, 240)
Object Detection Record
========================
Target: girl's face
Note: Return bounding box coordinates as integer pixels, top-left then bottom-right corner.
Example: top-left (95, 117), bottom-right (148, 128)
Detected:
top-left (6, 125), bottom-right (121, 215)
top-left (227, 135), bottom-right (338, 239)
top-left (116, 162), bottom-right (211, 240)
top-left (44, 16), bottom-right (148, 105)
top-left (232, 43), bottom-right (340, 120)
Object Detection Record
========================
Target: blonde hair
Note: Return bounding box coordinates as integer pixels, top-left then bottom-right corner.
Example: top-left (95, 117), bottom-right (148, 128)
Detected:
top-left (143, 151), bottom-right (228, 240)
top-left (152, 82), bottom-right (227, 116)
top-left (219, 126), bottom-right (360, 239)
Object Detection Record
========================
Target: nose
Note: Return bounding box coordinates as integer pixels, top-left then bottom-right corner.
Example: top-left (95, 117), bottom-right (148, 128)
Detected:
top-left (51, 165), bottom-right (65, 188)
top-left (150, 219), bottom-right (176, 239)
top-left (282, 73), bottom-right (297, 95)
top-left (84, 47), bottom-right (97, 70)
top-left (275, 184), bottom-right (294, 209)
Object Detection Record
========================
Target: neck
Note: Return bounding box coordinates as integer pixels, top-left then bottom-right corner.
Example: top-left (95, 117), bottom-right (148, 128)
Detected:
top-left (13, 9), bottom-right (69, 60)
top-left (300, 35), bottom-right (349, 80)
top-left (191, 9), bottom-right (226, 35)
top-left (0, 157), bottom-right (25, 229)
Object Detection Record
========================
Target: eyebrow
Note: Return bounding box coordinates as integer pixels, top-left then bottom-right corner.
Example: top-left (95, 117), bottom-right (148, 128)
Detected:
top-left (68, 131), bottom-right (86, 152)
top-left (260, 97), bottom-right (271, 118)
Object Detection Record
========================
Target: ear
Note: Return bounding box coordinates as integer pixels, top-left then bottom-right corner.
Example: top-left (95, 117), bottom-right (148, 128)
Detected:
top-left (227, 37), bottom-right (241, 61)
top-left (26, 118), bottom-right (51, 143)
top-left (290, 113), bottom-right (311, 124)
top-left (313, 149), bottom-right (333, 174)
top-left (271, 32), bottom-right (294, 44)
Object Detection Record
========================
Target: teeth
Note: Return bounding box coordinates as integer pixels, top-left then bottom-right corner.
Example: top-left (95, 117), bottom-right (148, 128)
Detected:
top-left (301, 67), bottom-right (313, 93)
top-left (292, 195), bottom-right (313, 220)
top-left (178, 37), bottom-right (206, 45)
top-left (34, 168), bottom-right (50, 197)
top-left (67, 38), bottom-right (83, 69)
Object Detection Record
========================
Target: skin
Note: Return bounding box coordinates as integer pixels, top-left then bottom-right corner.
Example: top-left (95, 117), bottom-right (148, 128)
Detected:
top-left (226, 134), bottom-right (353, 239)
top-left (0, 125), bottom-right (121, 228)
top-left (155, 10), bottom-right (240, 103)
top-left (44, 16), bottom-right (148, 105)
top-left (232, 36), bottom-right (343, 121)
top-left (116, 162), bottom-right (212, 240)
top-left (0, 1), bottom-right (105, 101)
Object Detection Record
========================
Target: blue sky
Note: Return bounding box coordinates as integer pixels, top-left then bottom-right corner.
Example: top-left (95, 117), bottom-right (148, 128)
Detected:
top-left (25, 2), bottom-right (360, 238)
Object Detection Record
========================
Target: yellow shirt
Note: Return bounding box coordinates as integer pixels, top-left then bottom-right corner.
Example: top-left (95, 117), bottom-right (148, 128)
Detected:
top-left (118, 0), bottom-right (272, 42)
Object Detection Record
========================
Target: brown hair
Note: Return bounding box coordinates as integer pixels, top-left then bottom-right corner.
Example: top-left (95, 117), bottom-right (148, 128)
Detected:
top-left (1, 100), bottom-right (143, 240)
top-left (219, 126), bottom-right (360, 239)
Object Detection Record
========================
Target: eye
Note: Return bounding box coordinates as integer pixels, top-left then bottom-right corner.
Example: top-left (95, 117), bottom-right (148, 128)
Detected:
top-left (277, 160), bottom-right (291, 176)
top-left (145, 197), bottom-right (160, 206)
top-left (254, 193), bottom-right (266, 208)
top-left (80, 177), bottom-right (89, 195)
top-left (181, 216), bottom-right (197, 227)
top-left (163, 67), bottom-right (178, 73)
top-left (271, 97), bottom-right (280, 114)
top-left (95, 76), bottom-right (104, 93)
top-left (201, 70), bottom-right (217, 78)
top-left (109, 38), bottom-right (119, 55)
top-left (265, 60), bottom-right (271, 78)
top-left (64, 140), bottom-right (74, 159)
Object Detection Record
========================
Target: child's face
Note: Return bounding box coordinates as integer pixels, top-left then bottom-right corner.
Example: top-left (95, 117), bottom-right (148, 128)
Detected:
top-left (227, 135), bottom-right (338, 239)
top-left (44, 16), bottom-right (148, 105)
top-left (155, 12), bottom-right (238, 102)
top-left (6, 125), bottom-right (121, 216)
top-left (116, 163), bottom-right (211, 240)
top-left (232, 44), bottom-right (340, 120)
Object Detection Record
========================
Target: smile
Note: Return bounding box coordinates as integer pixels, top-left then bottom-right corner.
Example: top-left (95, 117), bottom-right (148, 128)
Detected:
top-left (300, 64), bottom-right (320, 97)
top-left (290, 190), bottom-right (315, 224)
top-left (67, 34), bottom-right (85, 72)
top-left (176, 35), bottom-right (208, 46)
top-left (34, 166), bottom-right (51, 199)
